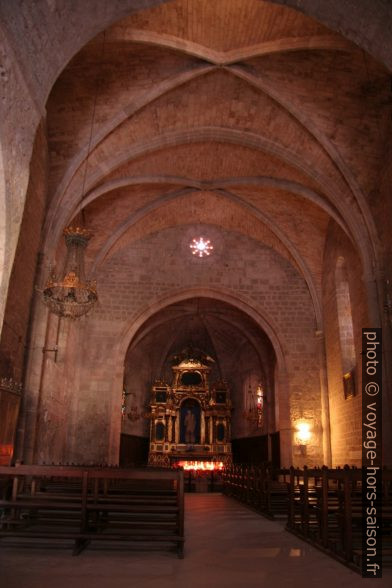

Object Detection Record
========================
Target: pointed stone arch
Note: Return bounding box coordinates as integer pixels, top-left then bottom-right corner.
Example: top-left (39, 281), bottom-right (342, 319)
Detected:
top-left (107, 286), bottom-right (292, 466)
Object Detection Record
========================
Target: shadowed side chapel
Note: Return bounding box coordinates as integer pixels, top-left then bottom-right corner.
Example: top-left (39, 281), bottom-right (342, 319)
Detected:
top-left (0, 1), bottom-right (392, 586)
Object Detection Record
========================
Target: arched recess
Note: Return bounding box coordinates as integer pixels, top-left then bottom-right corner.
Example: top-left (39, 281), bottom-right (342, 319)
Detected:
top-left (122, 298), bottom-right (275, 444)
top-left (108, 287), bottom-right (292, 467)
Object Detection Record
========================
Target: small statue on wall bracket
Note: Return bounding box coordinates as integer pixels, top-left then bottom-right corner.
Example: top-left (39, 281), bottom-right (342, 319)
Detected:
top-left (122, 389), bottom-right (141, 421)
top-left (127, 406), bottom-right (141, 422)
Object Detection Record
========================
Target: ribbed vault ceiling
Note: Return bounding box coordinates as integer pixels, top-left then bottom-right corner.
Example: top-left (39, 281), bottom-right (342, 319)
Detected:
top-left (43, 0), bottom-right (392, 327)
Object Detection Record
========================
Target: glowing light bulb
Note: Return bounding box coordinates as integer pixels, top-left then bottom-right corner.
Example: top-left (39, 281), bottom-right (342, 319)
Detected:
top-left (296, 422), bottom-right (312, 444)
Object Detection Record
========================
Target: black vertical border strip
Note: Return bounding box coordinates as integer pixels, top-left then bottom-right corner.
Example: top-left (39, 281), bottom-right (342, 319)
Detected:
top-left (362, 328), bottom-right (382, 578)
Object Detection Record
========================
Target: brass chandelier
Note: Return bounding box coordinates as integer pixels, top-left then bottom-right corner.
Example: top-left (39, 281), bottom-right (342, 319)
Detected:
top-left (41, 34), bottom-right (107, 320)
top-left (42, 226), bottom-right (97, 319)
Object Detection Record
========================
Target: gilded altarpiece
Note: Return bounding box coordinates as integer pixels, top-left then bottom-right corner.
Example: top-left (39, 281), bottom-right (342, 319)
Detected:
top-left (0, 378), bottom-right (22, 465)
top-left (147, 356), bottom-right (232, 468)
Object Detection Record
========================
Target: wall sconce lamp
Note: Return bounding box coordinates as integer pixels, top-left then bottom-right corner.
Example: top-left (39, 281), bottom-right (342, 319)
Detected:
top-left (294, 421), bottom-right (312, 456)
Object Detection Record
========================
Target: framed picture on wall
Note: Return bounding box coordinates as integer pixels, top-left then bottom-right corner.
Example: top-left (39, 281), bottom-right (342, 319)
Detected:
top-left (155, 390), bottom-right (167, 403)
top-left (343, 369), bottom-right (355, 399)
top-left (216, 391), bottom-right (226, 404)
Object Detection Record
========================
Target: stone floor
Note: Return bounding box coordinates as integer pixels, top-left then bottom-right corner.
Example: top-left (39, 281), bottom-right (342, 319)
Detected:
top-left (0, 493), bottom-right (390, 588)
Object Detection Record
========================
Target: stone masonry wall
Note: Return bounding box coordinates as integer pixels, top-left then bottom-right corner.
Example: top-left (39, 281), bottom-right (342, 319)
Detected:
top-left (0, 122), bottom-right (47, 381)
top-left (322, 221), bottom-right (369, 467)
top-left (29, 225), bottom-right (323, 467)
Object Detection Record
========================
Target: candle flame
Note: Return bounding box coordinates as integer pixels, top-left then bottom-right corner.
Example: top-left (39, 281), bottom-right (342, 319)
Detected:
top-left (177, 460), bottom-right (224, 471)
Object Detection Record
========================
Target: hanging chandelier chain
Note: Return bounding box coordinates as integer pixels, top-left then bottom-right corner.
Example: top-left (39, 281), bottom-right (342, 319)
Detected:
top-left (80, 31), bottom-right (107, 205)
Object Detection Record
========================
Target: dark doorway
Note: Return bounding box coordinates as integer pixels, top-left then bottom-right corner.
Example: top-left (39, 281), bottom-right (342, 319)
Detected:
top-left (232, 434), bottom-right (268, 464)
top-left (119, 433), bottom-right (149, 467)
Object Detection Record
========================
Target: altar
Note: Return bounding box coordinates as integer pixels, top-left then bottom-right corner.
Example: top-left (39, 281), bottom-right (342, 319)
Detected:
top-left (147, 350), bottom-right (232, 470)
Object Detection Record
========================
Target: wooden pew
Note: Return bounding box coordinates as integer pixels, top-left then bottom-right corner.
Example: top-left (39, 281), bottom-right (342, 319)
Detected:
top-left (222, 463), bottom-right (289, 519)
top-left (225, 463), bottom-right (391, 574)
top-left (0, 465), bottom-right (184, 557)
top-left (286, 465), bottom-right (392, 574)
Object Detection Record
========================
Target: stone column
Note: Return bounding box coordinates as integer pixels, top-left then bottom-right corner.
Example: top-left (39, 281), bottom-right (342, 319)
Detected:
top-left (275, 367), bottom-right (292, 467)
top-left (364, 273), bottom-right (382, 329)
top-left (316, 330), bottom-right (332, 466)
top-left (18, 292), bottom-right (57, 464)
